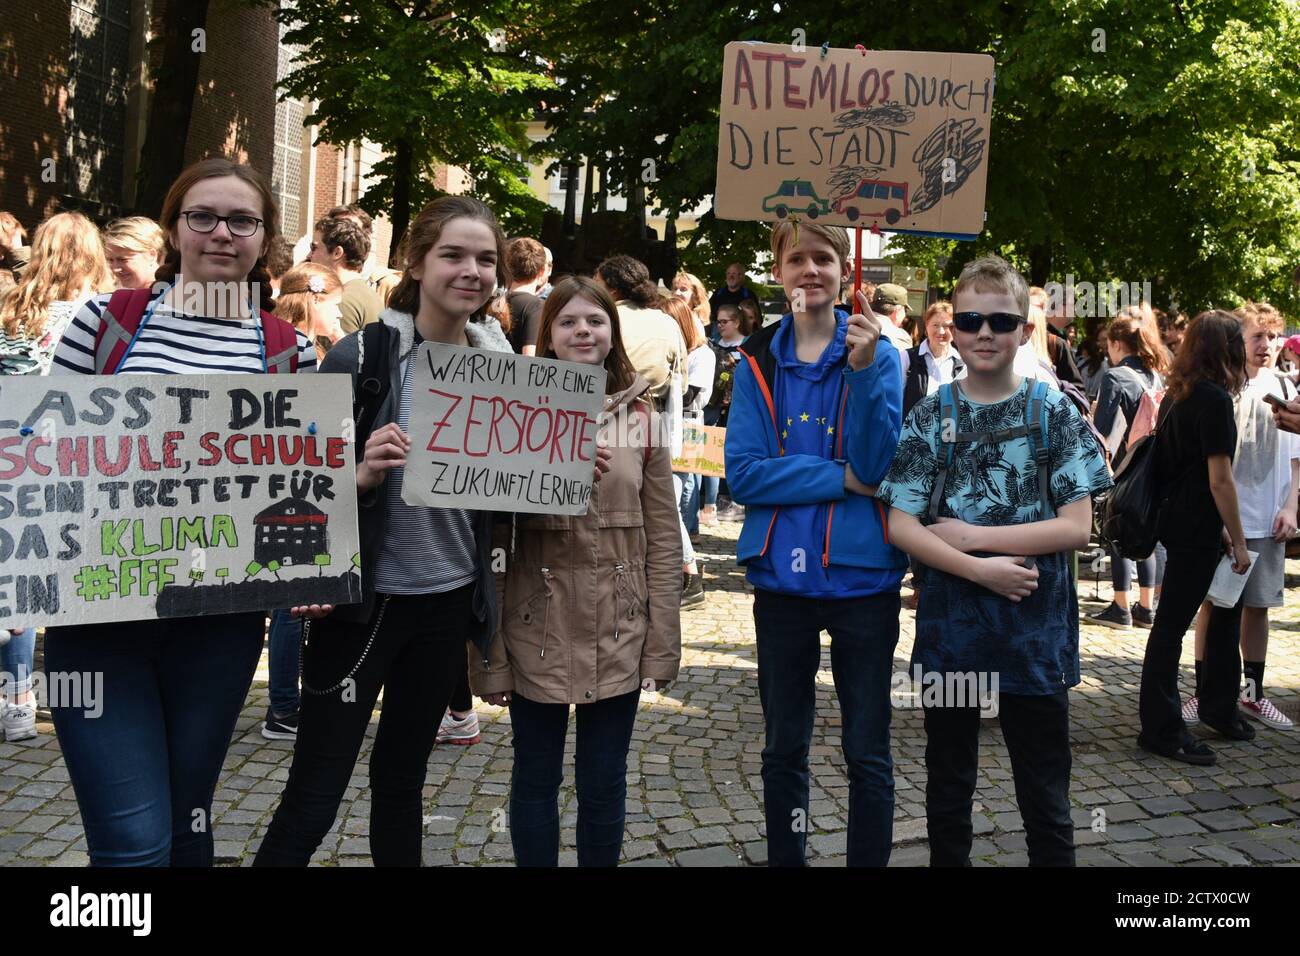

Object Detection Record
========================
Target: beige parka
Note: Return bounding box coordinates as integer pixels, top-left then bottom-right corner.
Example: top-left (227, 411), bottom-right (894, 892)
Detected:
top-left (470, 375), bottom-right (683, 704)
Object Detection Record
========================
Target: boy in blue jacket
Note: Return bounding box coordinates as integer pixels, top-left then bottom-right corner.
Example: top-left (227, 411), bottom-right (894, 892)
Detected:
top-left (725, 221), bottom-right (905, 867)
top-left (877, 255), bottom-right (1111, 866)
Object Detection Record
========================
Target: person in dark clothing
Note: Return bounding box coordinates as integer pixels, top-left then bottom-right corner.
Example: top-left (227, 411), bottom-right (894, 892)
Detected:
top-left (1137, 311), bottom-right (1252, 767)
top-left (506, 237), bottom-right (547, 354)
top-left (708, 261), bottom-right (757, 326)
top-left (1088, 310), bottom-right (1172, 629)
top-left (902, 301), bottom-right (964, 417)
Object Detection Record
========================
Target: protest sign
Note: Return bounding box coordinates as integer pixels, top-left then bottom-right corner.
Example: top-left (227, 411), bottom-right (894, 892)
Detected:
top-left (714, 42), bottom-right (995, 240)
top-left (672, 422), bottom-right (726, 478)
top-left (403, 343), bottom-right (607, 515)
top-left (0, 375), bottom-right (361, 629)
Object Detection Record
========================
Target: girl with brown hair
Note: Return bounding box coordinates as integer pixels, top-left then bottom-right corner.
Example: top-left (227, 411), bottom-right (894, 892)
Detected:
top-left (255, 196), bottom-right (519, 866)
top-left (1138, 310), bottom-right (1251, 766)
top-left (1089, 306), bottom-right (1174, 629)
top-left (471, 275), bottom-right (681, 867)
top-left (41, 159), bottom-right (314, 867)
top-left (272, 262), bottom-right (345, 362)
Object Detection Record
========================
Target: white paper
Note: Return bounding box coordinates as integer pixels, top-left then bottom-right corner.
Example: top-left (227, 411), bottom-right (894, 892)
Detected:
top-left (1206, 550), bottom-right (1259, 608)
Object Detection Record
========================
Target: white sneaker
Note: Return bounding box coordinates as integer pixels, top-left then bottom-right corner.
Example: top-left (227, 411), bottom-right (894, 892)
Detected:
top-left (1, 700), bottom-right (37, 742)
top-left (1239, 696), bottom-right (1294, 731)
top-left (436, 710), bottom-right (480, 745)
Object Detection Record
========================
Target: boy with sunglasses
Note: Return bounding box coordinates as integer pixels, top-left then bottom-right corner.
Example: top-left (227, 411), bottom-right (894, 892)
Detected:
top-left (876, 256), bottom-right (1111, 866)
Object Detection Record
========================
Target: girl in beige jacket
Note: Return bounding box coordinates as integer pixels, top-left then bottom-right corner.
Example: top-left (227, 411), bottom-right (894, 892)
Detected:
top-left (471, 275), bottom-right (682, 866)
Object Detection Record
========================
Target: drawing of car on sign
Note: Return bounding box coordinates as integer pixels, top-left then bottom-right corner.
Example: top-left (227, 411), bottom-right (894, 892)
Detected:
top-left (832, 179), bottom-right (910, 225)
top-left (762, 180), bottom-right (831, 219)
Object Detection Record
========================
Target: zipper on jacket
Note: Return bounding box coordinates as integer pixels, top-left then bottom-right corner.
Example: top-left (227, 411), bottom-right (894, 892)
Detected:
top-left (613, 563), bottom-right (626, 641)
top-left (823, 382), bottom-right (850, 568)
top-left (538, 567), bottom-right (555, 658)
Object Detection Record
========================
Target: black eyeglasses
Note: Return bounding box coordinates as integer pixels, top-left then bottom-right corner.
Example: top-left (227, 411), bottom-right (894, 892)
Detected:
top-left (953, 311), bottom-right (1025, 334)
top-left (179, 210), bottom-right (264, 238)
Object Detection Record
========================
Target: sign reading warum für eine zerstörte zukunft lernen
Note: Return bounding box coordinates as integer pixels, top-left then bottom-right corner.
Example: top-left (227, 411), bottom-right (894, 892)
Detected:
top-left (714, 42), bottom-right (994, 240)
top-left (0, 375), bottom-right (361, 629)
top-left (402, 343), bottom-right (608, 516)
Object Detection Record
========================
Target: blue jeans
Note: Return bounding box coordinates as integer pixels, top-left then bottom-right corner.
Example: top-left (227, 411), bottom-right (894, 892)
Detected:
top-left (700, 475), bottom-right (720, 507)
top-left (672, 473), bottom-right (695, 564)
top-left (266, 608), bottom-right (302, 716)
top-left (44, 612), bottom-right (264, 866)
top-left (1110, 543), bottom-right (1155, 595)
top-left (508, 690), bottom-right (640, 867)
top-left (676, 470), bottom-right (700, 536)
top-left (0, 627), bottom-right (36, 691)
top-left (753, 588), bottom-right (901, 866)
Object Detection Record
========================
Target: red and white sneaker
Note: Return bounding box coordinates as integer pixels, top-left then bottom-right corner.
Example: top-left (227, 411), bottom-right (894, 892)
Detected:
top-left (1239, 696), bottom-right (1294, 731)
top-left (436, 710), bottom-right (481, 745)
top-left (1181, 696), bottom-right (1199, 726)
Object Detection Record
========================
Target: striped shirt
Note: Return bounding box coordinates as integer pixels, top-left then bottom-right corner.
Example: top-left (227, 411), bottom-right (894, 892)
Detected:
top-left (372, 348), bottom-right (478, 595)
top-left (49, 291), bottom-right (318, 376)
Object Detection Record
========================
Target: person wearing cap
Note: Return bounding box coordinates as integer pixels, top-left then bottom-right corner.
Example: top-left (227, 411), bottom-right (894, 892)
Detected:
top-left (871, 283), bottom-right (920, 378)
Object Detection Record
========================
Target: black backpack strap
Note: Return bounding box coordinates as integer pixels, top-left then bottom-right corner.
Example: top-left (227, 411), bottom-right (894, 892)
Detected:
top-left (1024, 379), bottom-right (1054, 520)
top-left (927, 382), bottom-right (959, 523)
top-left (353, 322), bottom-right (392, 457)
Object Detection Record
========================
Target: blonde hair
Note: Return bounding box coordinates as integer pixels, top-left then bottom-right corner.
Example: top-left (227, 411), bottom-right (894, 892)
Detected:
top-left (673, 271), bottom-right (710, 326)
top-left (1, 212), bottom-right (113, 339)
top-left (1028, 302), bottom-right (1051, 364)
top-left (273, 263), bottom-right (343, 361)
top-left (952, 255), bottom-right (1030, 320)
top-left (770, 221), bottom-right (850, 270)
top-left (103, 216), bottom-right (166, 259)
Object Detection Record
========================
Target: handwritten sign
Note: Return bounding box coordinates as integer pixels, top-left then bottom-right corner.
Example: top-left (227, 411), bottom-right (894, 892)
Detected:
top-left (672, 422), bottom-right (726, 478)
top-left (403, 344), bottom-right (607, 515)
top-left (0, 375), bottom-right (361, 629)
top-left (714, 42), bottom-right (994, 240)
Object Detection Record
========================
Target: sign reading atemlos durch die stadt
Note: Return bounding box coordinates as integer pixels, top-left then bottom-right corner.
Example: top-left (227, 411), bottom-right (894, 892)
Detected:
top-left (715, 42), bottom-right (994, 240)
top-left (0, 375), bottom-right (360, 628)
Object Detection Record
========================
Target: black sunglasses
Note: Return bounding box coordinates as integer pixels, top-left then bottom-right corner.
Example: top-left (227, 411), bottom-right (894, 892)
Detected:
top-left (953, 311), bottom-right (1025, 334)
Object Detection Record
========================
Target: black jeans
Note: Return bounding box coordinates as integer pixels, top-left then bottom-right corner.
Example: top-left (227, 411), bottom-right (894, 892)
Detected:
top-left (507, 690), bottom-right (640, 867)
top-left (254, 586), bottom-right (475, 866)
top-left (1139, 547), bottom-right (1234, 749)
top-left (753, 588), bottom-right (901, 867)
top-left (923, 691), bottom-right (1075, 867)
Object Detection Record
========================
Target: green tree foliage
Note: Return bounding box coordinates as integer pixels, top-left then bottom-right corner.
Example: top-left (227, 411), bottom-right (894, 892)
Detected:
top-left (520, 0), bottom-right (1300, 315)
top-left (270, 0), bottom-right (554, 259)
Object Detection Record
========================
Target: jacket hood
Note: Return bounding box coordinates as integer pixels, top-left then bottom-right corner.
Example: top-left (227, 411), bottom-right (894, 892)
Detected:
top-left (604, 373), bottom-right (651, 411)
top-left (378, 307), bottom-right (514, 361)
top-left (772, 308), bottom-right (849, 381)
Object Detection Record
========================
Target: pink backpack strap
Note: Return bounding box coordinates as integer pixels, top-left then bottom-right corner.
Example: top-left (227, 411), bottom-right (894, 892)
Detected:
top-left (259, 310), bottom-right (299, 374)
top-left (94, 288), bottom-right (155, 374)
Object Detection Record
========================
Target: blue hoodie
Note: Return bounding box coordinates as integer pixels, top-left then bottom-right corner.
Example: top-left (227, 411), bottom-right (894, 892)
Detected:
top-left (725, 310), bottom-right (907, 599)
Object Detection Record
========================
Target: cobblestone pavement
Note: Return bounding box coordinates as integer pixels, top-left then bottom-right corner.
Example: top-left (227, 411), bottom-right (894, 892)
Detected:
top-left (4, 520), bottom-right (1300, 867)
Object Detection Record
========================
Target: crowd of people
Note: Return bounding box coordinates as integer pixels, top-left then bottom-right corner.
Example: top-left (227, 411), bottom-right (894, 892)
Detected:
top-left (0, 155), bottom-right (1295, 869)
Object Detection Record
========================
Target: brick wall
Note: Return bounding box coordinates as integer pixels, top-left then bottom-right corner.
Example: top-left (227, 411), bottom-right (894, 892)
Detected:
top-left (0, 1), bottom-right (72, 226)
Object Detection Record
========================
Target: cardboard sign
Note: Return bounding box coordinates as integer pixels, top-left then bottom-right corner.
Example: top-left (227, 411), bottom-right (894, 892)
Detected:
top-left (672, 422), bottom-right (727, 478)
top-left (0, 375), bottom-right (361, 629)
top-left (403, 343), bottom-right (607, 515)
top-left (714, 42), bottom-right (994, 240)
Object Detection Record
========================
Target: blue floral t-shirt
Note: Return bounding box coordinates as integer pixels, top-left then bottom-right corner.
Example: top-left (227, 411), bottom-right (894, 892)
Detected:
top-left (877, 379), bottom-right (1112, 694)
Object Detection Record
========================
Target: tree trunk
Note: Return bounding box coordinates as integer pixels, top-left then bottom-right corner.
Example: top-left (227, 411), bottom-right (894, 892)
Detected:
top-left (562, 160), bottom-right (579, 237)
top-left (1028, 241), bottom-right (1053, 288)
top-left (133, 0), bottom-right (212, 218)
top-left (581, 158), bottom-right (594, 225)
top-left (631, 177), bottom-right (646, 238)
top-left (388, 138), bottom-right (413, 268)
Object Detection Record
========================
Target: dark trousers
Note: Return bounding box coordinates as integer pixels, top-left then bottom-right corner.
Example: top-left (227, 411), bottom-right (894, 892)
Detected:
top-left (923, 691), bottom-right (1075, 867)
top-left (254, 586), bottom-right (474, 867)
top-left (753, 588), bottom-right (901, 867)
top-left (1139, 547), bottom-right (1238, 749)
top-left (448, 642), bottom-right (473, 713)
top-left (507, 690), bottom-right (640, 867)
top-left (45, 613), bottom-right (264, 866)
